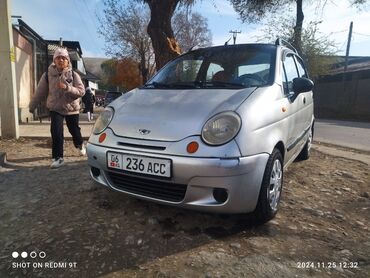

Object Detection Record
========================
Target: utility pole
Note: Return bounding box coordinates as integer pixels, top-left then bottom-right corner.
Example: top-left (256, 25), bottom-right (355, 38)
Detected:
top-left (342, 21), bottom-right (353, 111)
top-left (344, 21), bottom-right (353, 73)
top-left (0, 0), bottom-right (19, 139)
top-left (229, 30), bottom-right (241, 45)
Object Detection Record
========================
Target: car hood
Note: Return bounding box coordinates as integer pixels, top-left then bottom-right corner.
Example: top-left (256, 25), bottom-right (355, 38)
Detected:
top-left (109, 87), bottom-right (256, 141)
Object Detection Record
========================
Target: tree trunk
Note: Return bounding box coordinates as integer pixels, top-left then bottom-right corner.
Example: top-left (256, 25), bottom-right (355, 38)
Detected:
top-left (139, 40), bottom-right (148, 83)
top-left (293, 0), bottom-right (304, 56)
top-left (146, 0), bottom-right (181, 70)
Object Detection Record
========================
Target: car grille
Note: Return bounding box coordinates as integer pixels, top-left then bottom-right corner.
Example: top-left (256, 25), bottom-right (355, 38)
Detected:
top-left (107, 171), bottom-right (187, 202)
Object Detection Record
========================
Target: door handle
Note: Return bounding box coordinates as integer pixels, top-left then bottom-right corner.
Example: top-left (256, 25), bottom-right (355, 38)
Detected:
top-left (303, 97), bottom-right (306, 104)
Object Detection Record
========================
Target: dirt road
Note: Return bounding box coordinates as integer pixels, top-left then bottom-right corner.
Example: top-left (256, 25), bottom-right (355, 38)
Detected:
top-left (0, 138), bottom-right (369, 277)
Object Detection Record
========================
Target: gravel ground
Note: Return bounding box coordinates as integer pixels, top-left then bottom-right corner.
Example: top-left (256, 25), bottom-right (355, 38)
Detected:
top-left (0, 138), bottom-right (369, 277)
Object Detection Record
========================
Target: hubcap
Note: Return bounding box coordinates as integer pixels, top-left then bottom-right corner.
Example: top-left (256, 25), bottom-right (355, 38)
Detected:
top-left (268, 159), bottom-right (282, 212)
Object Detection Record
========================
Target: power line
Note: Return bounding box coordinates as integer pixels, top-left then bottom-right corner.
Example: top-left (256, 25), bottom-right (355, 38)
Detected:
top-left (82, 0), bottom-right (95, 17)
top-left (353, 31), bottom-right (370, 37)
top-left (72, 0), bottom-right (102, 55)
top-left (329, 30), bottom-right (347, 34)
top-left (82, 0), bottom-right (101, 30)
top-left (338, 39), bottom-right (347, 52)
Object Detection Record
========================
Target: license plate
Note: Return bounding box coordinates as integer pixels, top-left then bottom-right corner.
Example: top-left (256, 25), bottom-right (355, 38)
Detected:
top-left (107, 152), bottom-right (171, 178)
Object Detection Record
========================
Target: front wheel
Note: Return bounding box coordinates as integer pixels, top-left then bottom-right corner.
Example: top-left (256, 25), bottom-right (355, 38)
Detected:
top-left (254, 149), bottom-right (283, 223)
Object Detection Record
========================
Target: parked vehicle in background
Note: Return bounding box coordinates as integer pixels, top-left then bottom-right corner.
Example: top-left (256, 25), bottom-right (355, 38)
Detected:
top-left (87, 39), bottom-right (314, 223)
top-left (104, 91), bottom-right (124, 107)
top-left (95, 96), bottom-right (105, 107)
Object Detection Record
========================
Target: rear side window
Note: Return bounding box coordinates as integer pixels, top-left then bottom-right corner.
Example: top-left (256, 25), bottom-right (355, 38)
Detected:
top-left (282, 54), bottom-right (299, 95)
top-left (294, 57), bottom-right (308, 78)
top-left (206, 63), bottom-right (224, 81)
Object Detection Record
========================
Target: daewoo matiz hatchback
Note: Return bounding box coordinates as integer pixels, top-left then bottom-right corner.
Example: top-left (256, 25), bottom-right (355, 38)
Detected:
top-left (87, 39), bottom-right (314, 223)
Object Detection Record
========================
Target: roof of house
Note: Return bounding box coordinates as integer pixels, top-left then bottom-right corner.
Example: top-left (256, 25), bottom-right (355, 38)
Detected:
top-left (45, 40), bottom-right (83, 56)
top-left (328, 56), bottom-right (370, 74)
top-left (17, 19), bottom-right (46, 43)
top-left (84, 71), bottom-right (101, 82)
top-left (15, 20), bottom-right (83, 58)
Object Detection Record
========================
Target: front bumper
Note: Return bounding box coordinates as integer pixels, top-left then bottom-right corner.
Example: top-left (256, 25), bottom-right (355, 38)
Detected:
top-left (87, 140), bottom-right (269, 214)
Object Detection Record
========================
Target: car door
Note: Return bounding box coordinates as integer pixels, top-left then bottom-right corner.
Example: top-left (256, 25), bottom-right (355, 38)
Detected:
top-left (294, 56), bottom-right (314, 133)
top-left (281, 53), bottom-right (305, 160)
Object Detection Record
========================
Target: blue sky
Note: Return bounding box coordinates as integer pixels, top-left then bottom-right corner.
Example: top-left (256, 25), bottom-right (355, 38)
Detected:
top-left (12, 0), bottom-right (370, 58)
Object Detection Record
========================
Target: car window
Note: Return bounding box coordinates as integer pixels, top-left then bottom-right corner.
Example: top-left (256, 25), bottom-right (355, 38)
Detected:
top-left (237, 64), bottom-right (270, 76)
top-left (161, 59), bottom-right (203, 84)
top-left (294, 57), bottom-right (308, 78)
top-left (282, 54), bottom-right (299, 95)
top-left (206, 63), bottom-right (224, 81)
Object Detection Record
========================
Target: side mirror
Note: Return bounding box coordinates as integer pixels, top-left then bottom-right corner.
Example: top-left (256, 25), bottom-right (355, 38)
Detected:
top-left (293, 77), bottom-right (314, 94)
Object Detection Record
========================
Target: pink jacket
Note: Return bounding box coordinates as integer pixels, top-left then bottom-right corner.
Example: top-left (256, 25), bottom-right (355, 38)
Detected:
top-left (30, 64), bottom-right (85, 115)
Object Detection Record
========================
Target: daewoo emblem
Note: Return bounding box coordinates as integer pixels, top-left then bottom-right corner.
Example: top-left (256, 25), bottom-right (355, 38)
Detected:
top-left (139, 129), bottom-right (151, 135)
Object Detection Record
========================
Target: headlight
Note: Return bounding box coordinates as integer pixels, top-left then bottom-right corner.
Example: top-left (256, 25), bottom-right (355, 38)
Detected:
top-left (202, 111), bottom-right (241, 145)
top-left (92, 107), bottom-right (114, 134)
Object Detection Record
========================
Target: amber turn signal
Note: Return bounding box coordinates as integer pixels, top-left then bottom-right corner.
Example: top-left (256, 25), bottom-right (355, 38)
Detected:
top-left (187, 141), bottom-right (199, 153)
top-left (99, 132), bottom-right (107, 143)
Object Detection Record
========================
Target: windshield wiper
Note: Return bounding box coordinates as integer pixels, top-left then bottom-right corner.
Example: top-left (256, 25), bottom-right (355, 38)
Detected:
top-left (144, 81), bottom-right (246, 89)
top-left (143, 81), bottom-right (170, 89)
top-left (166, 82), bottom-right (198, 89)
top-left (144, 81), bottom-right (199, 89)
top-left (202, 81), bottom-right (246, 89)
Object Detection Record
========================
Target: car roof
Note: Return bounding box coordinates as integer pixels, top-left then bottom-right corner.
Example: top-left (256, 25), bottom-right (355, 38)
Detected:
top-left (185, 40), bottom-right (299, 58)
top-left (187, 43), bottom-right (277, 55)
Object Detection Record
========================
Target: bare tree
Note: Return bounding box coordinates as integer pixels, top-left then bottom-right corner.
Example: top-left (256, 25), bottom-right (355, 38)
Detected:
top-left (256, 16), bottom-right (338, 78)
top-left (100, 0), bottom-right (211, 78)
top-left (173, 11), bottom-right (212, 52)
top-left (99, 0), bottom-right (154, 82)
top-left (230, 0), bottom-right (369, 55)
top-left (230, 0), bottom-right (304, 53)
top-left (351, 0), bottom-right (369, 6)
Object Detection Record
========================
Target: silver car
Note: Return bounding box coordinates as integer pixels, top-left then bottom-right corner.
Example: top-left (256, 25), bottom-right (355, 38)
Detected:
top-left (87, 40), bottom-right (314, 223)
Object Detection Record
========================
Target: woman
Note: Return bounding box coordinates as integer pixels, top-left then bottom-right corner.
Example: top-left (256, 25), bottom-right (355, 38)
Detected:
top-left (29, 48), bottom-right (86, 169)
top-left (82, 86), bottom-right (95, 121)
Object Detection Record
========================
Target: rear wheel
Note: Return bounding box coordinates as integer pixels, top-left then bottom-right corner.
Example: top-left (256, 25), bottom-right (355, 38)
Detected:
top-left (254, 149), bottom-right (283, 223)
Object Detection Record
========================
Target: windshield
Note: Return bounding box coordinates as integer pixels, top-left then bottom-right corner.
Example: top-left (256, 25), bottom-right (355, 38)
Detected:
top-left (145, 44), bottom-right (276, 89)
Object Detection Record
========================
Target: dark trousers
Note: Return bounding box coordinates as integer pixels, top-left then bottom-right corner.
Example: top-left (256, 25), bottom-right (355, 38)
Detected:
top-left (50, 111), bottom-right (83, 159)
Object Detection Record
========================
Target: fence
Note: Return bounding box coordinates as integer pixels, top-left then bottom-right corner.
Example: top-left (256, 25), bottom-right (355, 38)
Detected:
top-left (314, 69), bottom-right (370, 122)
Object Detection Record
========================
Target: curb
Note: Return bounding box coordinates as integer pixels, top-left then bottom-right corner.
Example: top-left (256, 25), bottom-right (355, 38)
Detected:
top-left (312, 143), bottom-right (370, 165)
top-left (0, 152), bottom-right (7, 167)
top-left (17, 136), bottom-right (91, 140)
top-left (0, 152), bottom-right (25, 169)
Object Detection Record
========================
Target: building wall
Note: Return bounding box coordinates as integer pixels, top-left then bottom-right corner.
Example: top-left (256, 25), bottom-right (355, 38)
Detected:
top-left (77, 59), bottom-right (86, 75)
top-left (87, 81), bottom-right (98, 90)
top-left (13, 29), bottom-right (34, 123)
top-left (314, 70), bottom-right (370, 121)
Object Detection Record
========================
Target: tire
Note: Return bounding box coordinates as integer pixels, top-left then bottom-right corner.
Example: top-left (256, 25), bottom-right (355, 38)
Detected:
top-left (254, 149), bottom-right (283, 223)
top-left (298, 125), bottom-right (313, 160)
